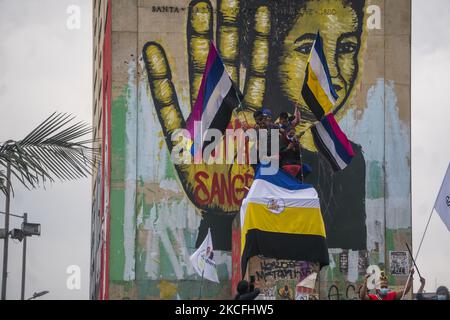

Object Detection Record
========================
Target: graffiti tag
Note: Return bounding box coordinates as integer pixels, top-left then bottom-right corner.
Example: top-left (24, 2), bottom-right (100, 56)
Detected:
top-left (255, 260), bottom-right (310, 281)
top-left (152, 6), bottom-right (184, 13)
top-left (327, 284), bottom-right (363, 300)
top-left (194, 172), bottom-right (252, 207)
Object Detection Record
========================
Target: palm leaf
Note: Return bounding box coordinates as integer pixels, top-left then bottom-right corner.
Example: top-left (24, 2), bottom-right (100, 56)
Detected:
top-left (0, 169), bottom-right (6, 194)
top-left (0, 112), bottom-right (99, 194)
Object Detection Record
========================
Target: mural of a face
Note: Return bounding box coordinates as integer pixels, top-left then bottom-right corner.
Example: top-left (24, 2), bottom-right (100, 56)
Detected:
top-left (277, 0), bottom-right (362, 122)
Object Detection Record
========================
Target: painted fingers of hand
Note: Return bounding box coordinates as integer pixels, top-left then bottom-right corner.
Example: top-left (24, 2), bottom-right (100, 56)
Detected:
top-left (188, 0), bottom-right (213, 108)
top-left (243, 5), bottom-right (271, 110)
top-left (143, 42), bottom-right (185, 152)
top-left (217, 0), bottom-right (240, 84)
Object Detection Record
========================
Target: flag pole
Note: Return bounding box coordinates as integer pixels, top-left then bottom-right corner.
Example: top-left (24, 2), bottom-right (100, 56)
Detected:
top-left (415, 164), bottom-right (450, 260)
top-left (400, 208), bottom-right (434, 300)
top-left (406, 242), bottom-right (422, 279)
top-left (399, 164), bottom-right (450, 300)
top-left (415, 207), bottom-right (435, 260)
top-left (233, 91), bottom-right (250, 127)
top-left (199, 269), bottom-right (205, 299)
top-left (400, 268), bottom-right (413, 300)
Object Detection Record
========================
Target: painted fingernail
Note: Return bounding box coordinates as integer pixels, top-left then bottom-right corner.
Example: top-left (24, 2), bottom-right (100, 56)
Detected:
top-left (190, 1), bottom-right (212, 34)
top-left (254, 6), bottom-right (270, 35)
top-left (144, 43), bottom-right (169, 78)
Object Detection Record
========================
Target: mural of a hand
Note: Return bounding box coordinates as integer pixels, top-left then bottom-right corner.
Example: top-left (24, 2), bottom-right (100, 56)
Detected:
top-left (142, 0), bottom-right (271, 250)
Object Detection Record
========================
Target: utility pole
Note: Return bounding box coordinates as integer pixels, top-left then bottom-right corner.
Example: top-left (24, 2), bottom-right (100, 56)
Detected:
top-left (21, 213), bottom-right (28, 300)
top-left (1, 163), bottom-right (11, 300)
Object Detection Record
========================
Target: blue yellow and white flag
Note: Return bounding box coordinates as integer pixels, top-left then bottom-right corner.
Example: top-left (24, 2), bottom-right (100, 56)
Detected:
top-left (301, 32), bottom-right (339, 121)
top-left (240, 166), bottom-right (329, 276)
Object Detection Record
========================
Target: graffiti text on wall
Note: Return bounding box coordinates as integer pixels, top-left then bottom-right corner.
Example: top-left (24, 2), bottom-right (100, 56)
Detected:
top-left (255, 260), bottom-right (311, 281)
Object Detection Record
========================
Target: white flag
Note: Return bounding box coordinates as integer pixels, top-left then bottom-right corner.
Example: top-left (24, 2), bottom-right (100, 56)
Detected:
top-left (434, 163), bottom-right (450, 231)
top-left (297, 272), bottom-right (318, 290)
top-left (189, 229), bottom-right (219, 283)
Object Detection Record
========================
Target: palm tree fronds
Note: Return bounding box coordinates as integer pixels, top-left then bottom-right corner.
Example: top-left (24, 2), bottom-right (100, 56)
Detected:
top-left (0, 112), bottom-right (99, 194)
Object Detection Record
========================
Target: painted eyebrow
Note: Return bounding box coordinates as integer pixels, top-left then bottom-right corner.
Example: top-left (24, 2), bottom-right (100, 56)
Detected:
top-left (294, 33), bottom-right (316, 45)
top-left (337, 32), bottom-right (359, 42)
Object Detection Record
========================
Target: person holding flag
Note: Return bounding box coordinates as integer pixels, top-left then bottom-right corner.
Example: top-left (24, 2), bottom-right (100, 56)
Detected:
top-left (360, 270), bottom-right (415, 300)
top-left (417, 277), bottom-right (450, 300)
top-left (410, 163), bottom-right (450, 301)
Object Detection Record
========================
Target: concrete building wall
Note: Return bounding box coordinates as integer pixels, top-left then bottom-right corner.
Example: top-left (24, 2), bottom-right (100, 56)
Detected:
top-left (91, 0), bottom-right (111, 300)
top-left (92, 0), bottom-right (412, 300)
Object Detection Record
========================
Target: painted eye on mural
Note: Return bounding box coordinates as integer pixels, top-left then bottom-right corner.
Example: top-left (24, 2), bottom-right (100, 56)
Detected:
top-left (337, 35), bottom-right (359, 55)
top-left (293, 33), bottom-right (316, 55)
top-left (294, 42), bottom-right (314, 55)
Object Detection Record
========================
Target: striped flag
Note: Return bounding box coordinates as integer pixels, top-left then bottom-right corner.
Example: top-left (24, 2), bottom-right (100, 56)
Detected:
top-left (301, 32), bottom-right (339, 121)
top-left (311, 114), bottom-right (355, 171)
top-left (186, 42), bottom-right (240, 157)
top-left (240, 165), bottom-right (329, 276)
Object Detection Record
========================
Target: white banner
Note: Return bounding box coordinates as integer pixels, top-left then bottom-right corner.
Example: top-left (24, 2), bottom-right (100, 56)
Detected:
top-left (189, 228), bottom-right (219, 283)
top-left (434, 163), bottom-right (450, 231)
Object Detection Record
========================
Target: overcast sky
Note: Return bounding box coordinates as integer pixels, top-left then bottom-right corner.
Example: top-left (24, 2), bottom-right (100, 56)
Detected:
top-left (0, 0), bottom-right (92, 299)
top-left (0, 0), bottom-right (449, 300)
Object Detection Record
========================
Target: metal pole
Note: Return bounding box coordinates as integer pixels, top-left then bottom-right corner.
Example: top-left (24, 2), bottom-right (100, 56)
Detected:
top-left (406, 242), bottom-right (422, 279)
top-left (1, 163), bottom-right (11, 300)
top-left (298, 137), bottom-right (305, 183)
top-left (414, 207), bottom-right (434, 261)
top-left (21, 213), bottom-right (27, 300)
top-left (199, 269), bottom-right (205, 299)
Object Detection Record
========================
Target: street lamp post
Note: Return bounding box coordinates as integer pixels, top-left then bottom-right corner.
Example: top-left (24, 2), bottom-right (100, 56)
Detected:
top-left (21, 213), bottom-right (27, 300)
top-left (1, 163), bottom-right (11, 300)
top-left (27, 290), bottom-right (49, 300)
top-left (0, 209), bottom-right (40, 300)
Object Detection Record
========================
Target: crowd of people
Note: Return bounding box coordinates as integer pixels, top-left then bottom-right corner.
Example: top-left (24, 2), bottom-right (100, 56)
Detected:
top-left (244, 105), bottom-right (311, 182)
top-left (235, 269), bottom-right (449, 300)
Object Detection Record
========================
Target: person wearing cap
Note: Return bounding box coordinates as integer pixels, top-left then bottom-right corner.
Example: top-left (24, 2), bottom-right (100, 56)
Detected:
top-left (261, 108), bottom-right (272, 120)
top-left (360, 269), bottom-right (415, 300)
top-left (416, 277), bottom-right (450, 300)
top-left (261, 108), bottom-right (276, 129)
